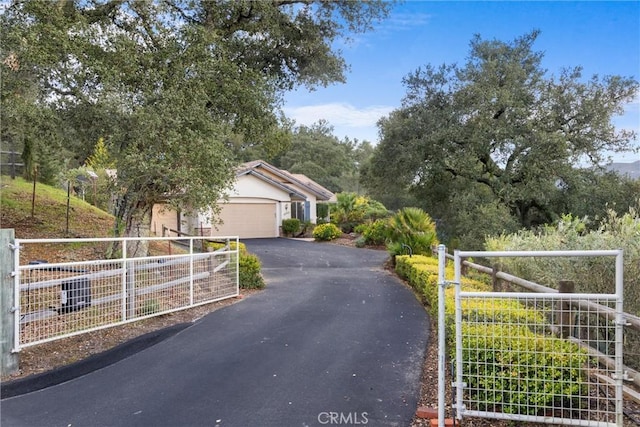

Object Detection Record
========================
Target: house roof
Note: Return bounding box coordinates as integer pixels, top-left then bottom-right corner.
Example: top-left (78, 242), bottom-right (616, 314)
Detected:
top-left (238, 160), bottom-right (334, 201)
top-left (291, 173), bottom-right (337, 202)
top-left (236, 167), bottom-right (307, 200)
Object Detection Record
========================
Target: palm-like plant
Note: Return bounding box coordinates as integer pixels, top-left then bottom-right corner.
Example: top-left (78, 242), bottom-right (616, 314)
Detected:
top-left (387, 207), bottom-right (438, 257)
top-left (331, 192), bottom-right (366, 233)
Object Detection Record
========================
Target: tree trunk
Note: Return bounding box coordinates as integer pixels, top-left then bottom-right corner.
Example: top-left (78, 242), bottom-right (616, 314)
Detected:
top-left (108, 193), bottom-right (153, 258)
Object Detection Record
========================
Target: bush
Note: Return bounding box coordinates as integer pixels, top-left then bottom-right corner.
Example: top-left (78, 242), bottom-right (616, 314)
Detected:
top-left (312, 223), bottom-right (342, 241)
top-left (354, 236), bottom-right (366, 248)
top-left (387, 207), bottom-right (438, 257)
top-left (362, 219), bottom-right (389, 246)
top-left (395, 255), bottom-right (589, 416)
top-left (463, 324), bottom-right (588, 415)
top-left (238, 253), bottom-right (265, 289)
top-left (331, 193), bottom-right (389, 233)
top-left (484, 204), bottom-right (640, 370)
top-left (317, 203), bottom-right (330, 222)
top-left (208, 241), bottom-right (264, 289)
top-left (353, 223), bottom-right (368, 234)
top-left (282, 218), bottom-right (301, 236)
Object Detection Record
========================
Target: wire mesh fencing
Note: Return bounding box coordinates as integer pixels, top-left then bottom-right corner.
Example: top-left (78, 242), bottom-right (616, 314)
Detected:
top-left (13, 236), bottom-right (239, 350)
top-left (446, 250), bottom-right (625, 427)
top-left (457, 292), bottom-right (621, 426)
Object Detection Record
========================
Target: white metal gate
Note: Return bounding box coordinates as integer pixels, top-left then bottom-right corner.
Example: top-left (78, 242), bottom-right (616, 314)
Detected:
top-left (437, 247), bottom-right (625, 427)
top-left (11, 236), bottom-right (239, 351)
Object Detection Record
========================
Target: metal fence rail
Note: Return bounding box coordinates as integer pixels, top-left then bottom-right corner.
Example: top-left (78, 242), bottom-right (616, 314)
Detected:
top-left (13, 236), bottom-right (239, 351)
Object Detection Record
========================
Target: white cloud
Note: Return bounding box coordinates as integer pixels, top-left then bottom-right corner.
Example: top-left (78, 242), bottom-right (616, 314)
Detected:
top-left (376, 12), bottom-right (432, 34)
top-left (283, 103), bottom-right (394, 143)
top-left (284, 103), bottom-right (394, 128)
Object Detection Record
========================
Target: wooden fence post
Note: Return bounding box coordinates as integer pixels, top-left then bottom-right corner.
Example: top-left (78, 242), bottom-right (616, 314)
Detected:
top-left (557, 280), bottom-right (575, 338)
top-left (1, 229), bottom-right (19, 375)
top-left (492, 263), bottom-right (502, 292)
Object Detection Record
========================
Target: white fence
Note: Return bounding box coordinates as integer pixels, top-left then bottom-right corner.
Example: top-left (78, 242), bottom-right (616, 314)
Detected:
top-left (437, 248), bottom-right (625, 427)
top-left (11, 236), bottom-right (239, 351)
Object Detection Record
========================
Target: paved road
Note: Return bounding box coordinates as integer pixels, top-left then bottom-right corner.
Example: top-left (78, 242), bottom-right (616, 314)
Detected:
top-left (1, 239), bottom-right (430, 427)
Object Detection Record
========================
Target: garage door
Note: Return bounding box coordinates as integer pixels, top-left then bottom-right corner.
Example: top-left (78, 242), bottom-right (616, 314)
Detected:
top-left (216, 202), bottom-right (277, 238)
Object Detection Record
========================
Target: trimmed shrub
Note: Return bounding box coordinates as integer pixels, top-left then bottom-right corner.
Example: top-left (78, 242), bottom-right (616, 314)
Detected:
top-left (462, 324), bottom-right (588, 415)
top-left (207, 241), bottom-right (264, 289)
top-left (395, 254), bottom-right (589, 416)
top-left (282, 218), bottom-right (301, 236)
top-left (312, 223), bottom-right (342, 241)
top-left (238, 253), bottom-right (265, 289)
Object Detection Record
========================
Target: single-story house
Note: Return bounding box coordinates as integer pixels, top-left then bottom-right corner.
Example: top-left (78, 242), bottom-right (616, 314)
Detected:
top-left (151, 160), bottom-right (336, 238)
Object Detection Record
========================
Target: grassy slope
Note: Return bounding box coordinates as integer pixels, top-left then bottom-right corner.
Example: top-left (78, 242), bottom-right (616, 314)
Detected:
top-left (1, 175), bottom-right (114, 239)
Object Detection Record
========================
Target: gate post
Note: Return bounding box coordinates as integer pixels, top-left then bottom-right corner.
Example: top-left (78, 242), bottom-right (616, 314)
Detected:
top-left (1, 229), bottom-right (19, 375)
top-left (436, 244), bottom-right (446, 427)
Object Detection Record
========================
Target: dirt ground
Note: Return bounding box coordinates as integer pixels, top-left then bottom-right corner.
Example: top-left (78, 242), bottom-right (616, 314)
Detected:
top-left (2, 234), bottom-right (639, 426)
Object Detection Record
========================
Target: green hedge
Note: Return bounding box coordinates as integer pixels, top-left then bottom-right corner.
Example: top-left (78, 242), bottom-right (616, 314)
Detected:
top-left (462, 324), bottom-right (588, 414)
top-left (395, 255), bottom-right (589, 415)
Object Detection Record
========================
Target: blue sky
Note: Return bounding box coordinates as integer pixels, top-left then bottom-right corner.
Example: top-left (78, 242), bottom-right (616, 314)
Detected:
top-left (283, 1), bottom-right (640, 163)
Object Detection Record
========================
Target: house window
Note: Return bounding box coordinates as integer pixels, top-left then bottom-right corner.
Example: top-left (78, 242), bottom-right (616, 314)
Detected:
top-left (292, 201), bottom-right (305, 221)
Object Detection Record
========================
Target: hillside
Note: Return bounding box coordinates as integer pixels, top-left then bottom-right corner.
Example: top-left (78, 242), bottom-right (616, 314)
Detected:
top-left (1, 176), bottom-right (116, 264)
top-left (607, 160), bottom-right (640, 179)
top-left (0, 175), bottom-right (253, 383)
top-left (0, 176), bottom-right (114, 239)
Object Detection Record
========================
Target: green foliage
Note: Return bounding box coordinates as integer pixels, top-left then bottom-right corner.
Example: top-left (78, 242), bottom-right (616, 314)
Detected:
top-left (282, 218), bottom-right (301, 236)
top-left (316, 203), bottom-right (331, 223)
top-left (331, 192), bottom-right (366, 232)
top-left (331, 192), bottom-right (388, 233)
top-left (84, 138), bottom-right (114, 169)
top-left (353, 223), bottom-right (368, 234)
top-left (0, 175), bottom-right (113, 236)
top-left (484, 205), bottom-right (639, 314)
top-left (484, 202), bottom-right (640, 370)
top-left (207, 241), bottom-right (248, 254)
top-left (2, 1), bottom-right (391, 238)
top-left (83, 168), bottom-right (114, 212)
top-left (360, 219), bottom-right (389, 246)
top-left (395, 255), bottom-right (589, 415)
top-left (271, 121), bottom-right (355, 193)
top-left (462, 324), bottom-right (589, 415)
top-left (208, 241), bottom-right (264, 289)
top-left (386, 207), bottom-right (438, 257)
top-left (238, 253), bottom-right (265, 289)
top-left (364, 30), bottom-right (638, 238)
top-left (312, 223), bottom-right (342, 241)
top-left (446, 191), bottom-right (522, 251)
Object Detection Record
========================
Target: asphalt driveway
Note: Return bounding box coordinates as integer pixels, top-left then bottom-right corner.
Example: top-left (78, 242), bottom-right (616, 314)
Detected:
top-left (1, 239), bottom-right (430, 427)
